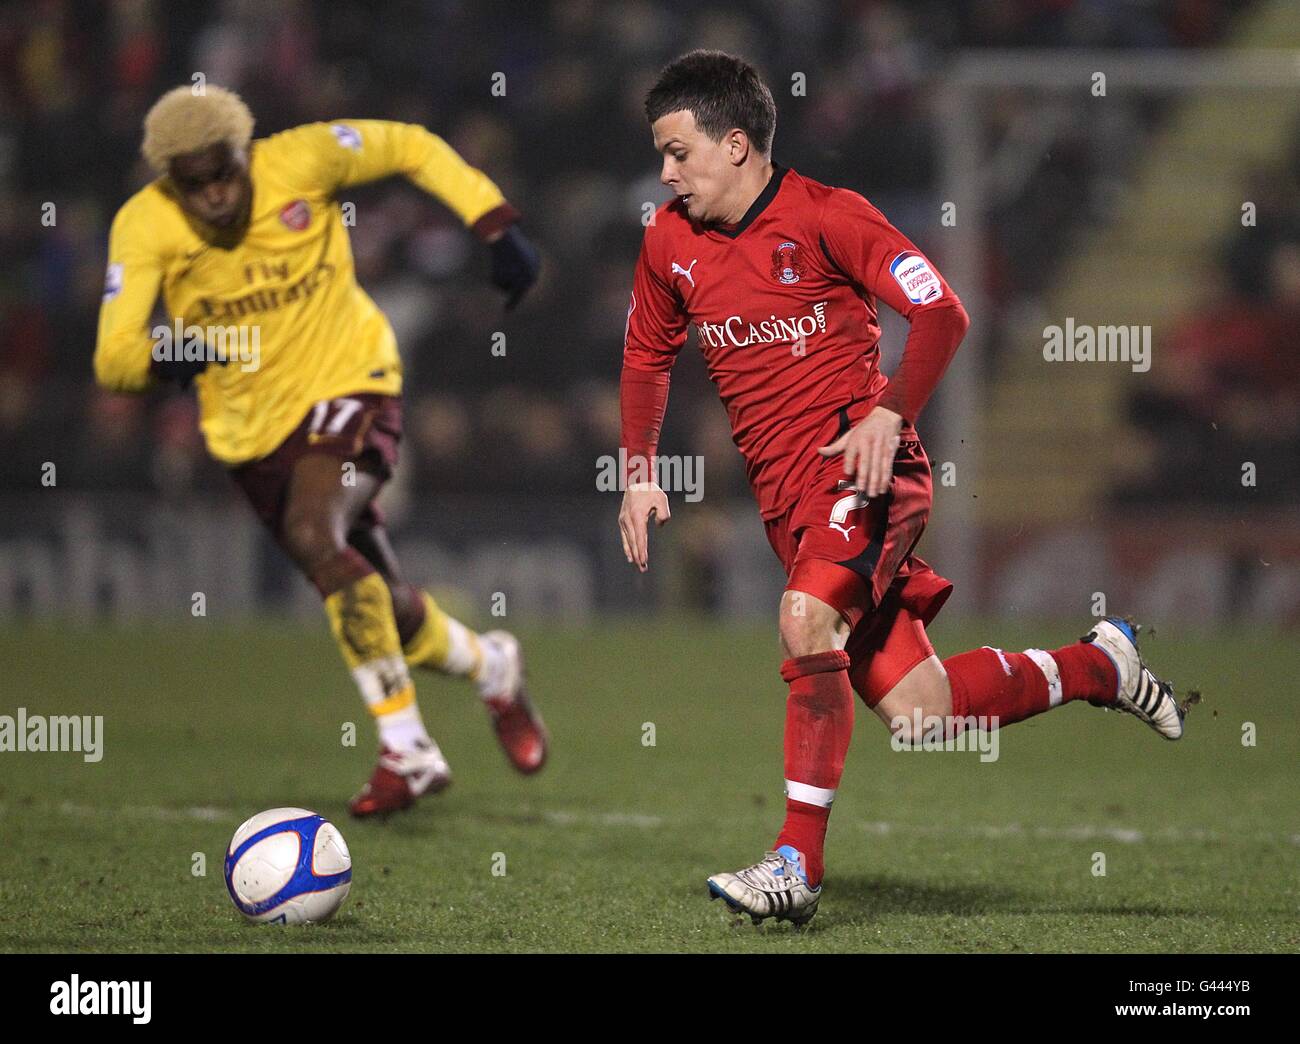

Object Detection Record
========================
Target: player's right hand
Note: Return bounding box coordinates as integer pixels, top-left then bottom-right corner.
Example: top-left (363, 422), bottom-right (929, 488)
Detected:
top-left (618, 483), bottom-right (670, 573)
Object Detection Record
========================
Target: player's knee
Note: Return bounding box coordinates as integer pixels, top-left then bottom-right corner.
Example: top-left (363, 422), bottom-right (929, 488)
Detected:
top-left (281, 511), bottom-right (344, 571)
top-left (871, 657), bottom-right (952, 741)
top-left (778, 592), bottom-right (844, 658)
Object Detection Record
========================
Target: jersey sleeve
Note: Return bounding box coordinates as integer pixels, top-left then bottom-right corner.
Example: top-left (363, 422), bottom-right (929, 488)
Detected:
top-left (820, 189), bottom-right (970, 422)
top-left (820, 188), bottom-right (956, 319)
top-left (288, 120), bottom-right (519, 239)
top-left (93, 196), bottom-right (164, 392)
top-left (619, 224), bottom-right (690, 483)
top-left (623, 226), bottom-right (690, 374)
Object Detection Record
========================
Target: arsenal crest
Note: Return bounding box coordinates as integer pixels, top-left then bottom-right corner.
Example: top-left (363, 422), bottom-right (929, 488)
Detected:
top-left (771, 240), bottom-right (804, 284)
top-left (279, 199), bottom-right (311, 231)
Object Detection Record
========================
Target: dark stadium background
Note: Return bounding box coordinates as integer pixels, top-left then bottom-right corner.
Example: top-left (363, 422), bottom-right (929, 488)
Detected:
top-left (1, 0), bottom-right (1296, 624)
top-left (1, 0), bottom-right (1298, 960)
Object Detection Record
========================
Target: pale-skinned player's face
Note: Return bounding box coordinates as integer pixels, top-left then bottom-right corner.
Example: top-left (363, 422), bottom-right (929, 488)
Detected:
top-left (652, 111), bottom-right (750, 224)
top-left (169, 142), bottom-right (251, 230)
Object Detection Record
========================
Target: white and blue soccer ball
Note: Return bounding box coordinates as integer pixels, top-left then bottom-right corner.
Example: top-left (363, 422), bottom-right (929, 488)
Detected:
top-left (224, 807), bottom-right (352, 924)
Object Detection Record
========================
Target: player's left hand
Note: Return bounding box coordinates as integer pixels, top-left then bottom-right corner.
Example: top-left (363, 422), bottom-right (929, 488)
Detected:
top-left (618, 483), bottom-right (670, 573)
top-left (487, 225), bottom-right (541, 310)
top-left (149, 354), bottom-right (226, 390)
top-left (818, 405), bottom-right (903, 498)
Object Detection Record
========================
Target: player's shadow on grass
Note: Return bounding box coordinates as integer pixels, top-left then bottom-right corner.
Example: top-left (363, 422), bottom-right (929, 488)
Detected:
top-left (829, 875), bottom-right (1195, 921)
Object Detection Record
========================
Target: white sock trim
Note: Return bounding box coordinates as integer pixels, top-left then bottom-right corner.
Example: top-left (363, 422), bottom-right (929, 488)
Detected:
top-left (785, 779), bottom-right (836, 808)
top-left (441, 617), bottom-right (481, 677)
top-left (1023, 648), bottom-right (1063, 707)
top-left (351, 653), bottom-right (412, 708)
top-left (376, 704), bottom-right (430, 753)
top-left (474, 635), bottom-right (511, 699)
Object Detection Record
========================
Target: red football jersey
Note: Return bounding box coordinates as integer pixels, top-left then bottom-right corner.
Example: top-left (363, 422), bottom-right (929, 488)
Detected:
top-left (622, 165), bottom-right (966, 520)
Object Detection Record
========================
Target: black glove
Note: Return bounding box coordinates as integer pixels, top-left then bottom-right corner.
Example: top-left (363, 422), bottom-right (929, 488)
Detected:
top-left (488, 224), bottom-right (540, 310)
top-left (149, 354), bottom-right (224, 390)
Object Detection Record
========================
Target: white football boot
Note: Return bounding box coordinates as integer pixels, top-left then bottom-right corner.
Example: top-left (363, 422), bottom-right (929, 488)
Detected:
top-left (707, 845), bottom-right (821, 926)
top-left (1082, 617), bottom-right (1187, 740)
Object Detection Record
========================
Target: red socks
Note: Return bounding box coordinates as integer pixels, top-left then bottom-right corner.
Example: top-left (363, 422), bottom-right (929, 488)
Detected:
top-left (773, 650), bottom-right (853, 888)
top-left (767, 640), bottom-right (1115, 888)
top-left (945, 642), bottom-right (1117, 726)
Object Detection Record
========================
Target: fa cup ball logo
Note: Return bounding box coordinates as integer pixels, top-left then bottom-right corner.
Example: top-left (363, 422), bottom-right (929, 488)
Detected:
top-left (771, 241), bottom-right (804, 285)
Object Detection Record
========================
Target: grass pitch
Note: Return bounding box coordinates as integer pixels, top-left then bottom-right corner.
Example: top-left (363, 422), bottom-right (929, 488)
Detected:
top-left (0, 618), bottom-right (1295, 953)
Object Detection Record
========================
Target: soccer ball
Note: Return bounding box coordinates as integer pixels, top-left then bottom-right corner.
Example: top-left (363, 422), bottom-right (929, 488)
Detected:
top-left (224, 807), bottom-right (352, 924)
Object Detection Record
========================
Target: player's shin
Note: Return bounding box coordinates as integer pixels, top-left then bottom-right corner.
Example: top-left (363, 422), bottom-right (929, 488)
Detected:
top-left (401, 589), bottom-right (510, 694)
top-left (943, 640), bottom-right (1117, 728)
top-left (315, 550), bottom-right (433, 753)
top-left (774, 649), bottom-right (854, 888)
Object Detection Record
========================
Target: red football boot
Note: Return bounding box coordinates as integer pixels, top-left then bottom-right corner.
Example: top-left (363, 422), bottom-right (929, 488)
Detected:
top-left (348, 740), bottom-right (452, 818)
top-left (479, 631), bottom-right (548, 774)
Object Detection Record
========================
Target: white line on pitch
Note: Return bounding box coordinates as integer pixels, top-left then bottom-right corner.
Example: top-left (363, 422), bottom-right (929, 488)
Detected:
top-left (544, 810), bottom-right (663, 828)
top-left (861, 821), bottom-right (1300, 845)
top-left (56, 801), bottom-right (235, 822)
top-left (43, 802), bottom-right (664, 829)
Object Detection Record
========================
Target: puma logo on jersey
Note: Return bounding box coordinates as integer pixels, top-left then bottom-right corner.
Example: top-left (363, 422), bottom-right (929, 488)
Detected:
top-left (828, 489), bottom-right (869, 542)
top-left (671, 259), bottom-right (698, 288)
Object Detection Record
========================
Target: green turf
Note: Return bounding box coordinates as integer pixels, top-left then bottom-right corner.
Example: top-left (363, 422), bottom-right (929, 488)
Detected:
top-left (0, 618), bottom-right (1295, 953)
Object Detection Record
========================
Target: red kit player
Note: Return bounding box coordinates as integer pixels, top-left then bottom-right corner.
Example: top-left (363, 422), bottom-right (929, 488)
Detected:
top-left (618, 51), bottom-right (1187, 925)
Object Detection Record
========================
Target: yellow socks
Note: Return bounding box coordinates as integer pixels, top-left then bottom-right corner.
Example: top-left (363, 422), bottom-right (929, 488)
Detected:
top-left (403, 590), bottom-right (486, 681)
top-left (324, 571), bottom-right (430, 752)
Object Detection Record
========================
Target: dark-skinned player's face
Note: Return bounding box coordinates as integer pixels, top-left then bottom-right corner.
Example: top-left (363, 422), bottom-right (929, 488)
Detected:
top-left (652, 110), bottom-right (745, 224)
top-left (168, 142), bottom-right (251, 229)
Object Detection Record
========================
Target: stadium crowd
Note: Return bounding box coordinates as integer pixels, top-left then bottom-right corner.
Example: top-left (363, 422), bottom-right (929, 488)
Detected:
top-left (2, 0), bottom-right (1283, 508)
top-left (1118, 139), bottom-right (1300, 505)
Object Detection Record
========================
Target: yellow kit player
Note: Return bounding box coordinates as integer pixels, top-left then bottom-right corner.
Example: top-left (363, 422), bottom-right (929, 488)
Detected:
top-left (95, 85), bottom-right (548, 816)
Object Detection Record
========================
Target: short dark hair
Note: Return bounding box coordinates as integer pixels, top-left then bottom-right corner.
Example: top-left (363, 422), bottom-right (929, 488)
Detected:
top-left (645, 50), bottom-right (776, 156)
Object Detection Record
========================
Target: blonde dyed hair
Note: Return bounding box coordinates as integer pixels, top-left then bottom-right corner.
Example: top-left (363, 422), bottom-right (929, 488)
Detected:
top-left (141, 84), bottom-right (254, 175)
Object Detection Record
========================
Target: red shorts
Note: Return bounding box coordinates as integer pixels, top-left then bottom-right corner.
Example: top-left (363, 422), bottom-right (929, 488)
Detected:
top-left (764, 436), bottom-right (953, 706)
top-left (229, 393), bottom-right (402, 539)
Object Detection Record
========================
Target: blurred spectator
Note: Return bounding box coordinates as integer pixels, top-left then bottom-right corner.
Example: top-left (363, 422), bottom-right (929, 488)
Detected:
top-left (0, 0), bottom-right (1262, 501)
top-left (1118, 228), bottom-right (1300, 505)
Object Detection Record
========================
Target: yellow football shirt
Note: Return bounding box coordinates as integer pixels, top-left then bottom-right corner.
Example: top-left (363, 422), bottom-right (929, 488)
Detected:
top-left (95, 120), bottom-right (511, 464)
